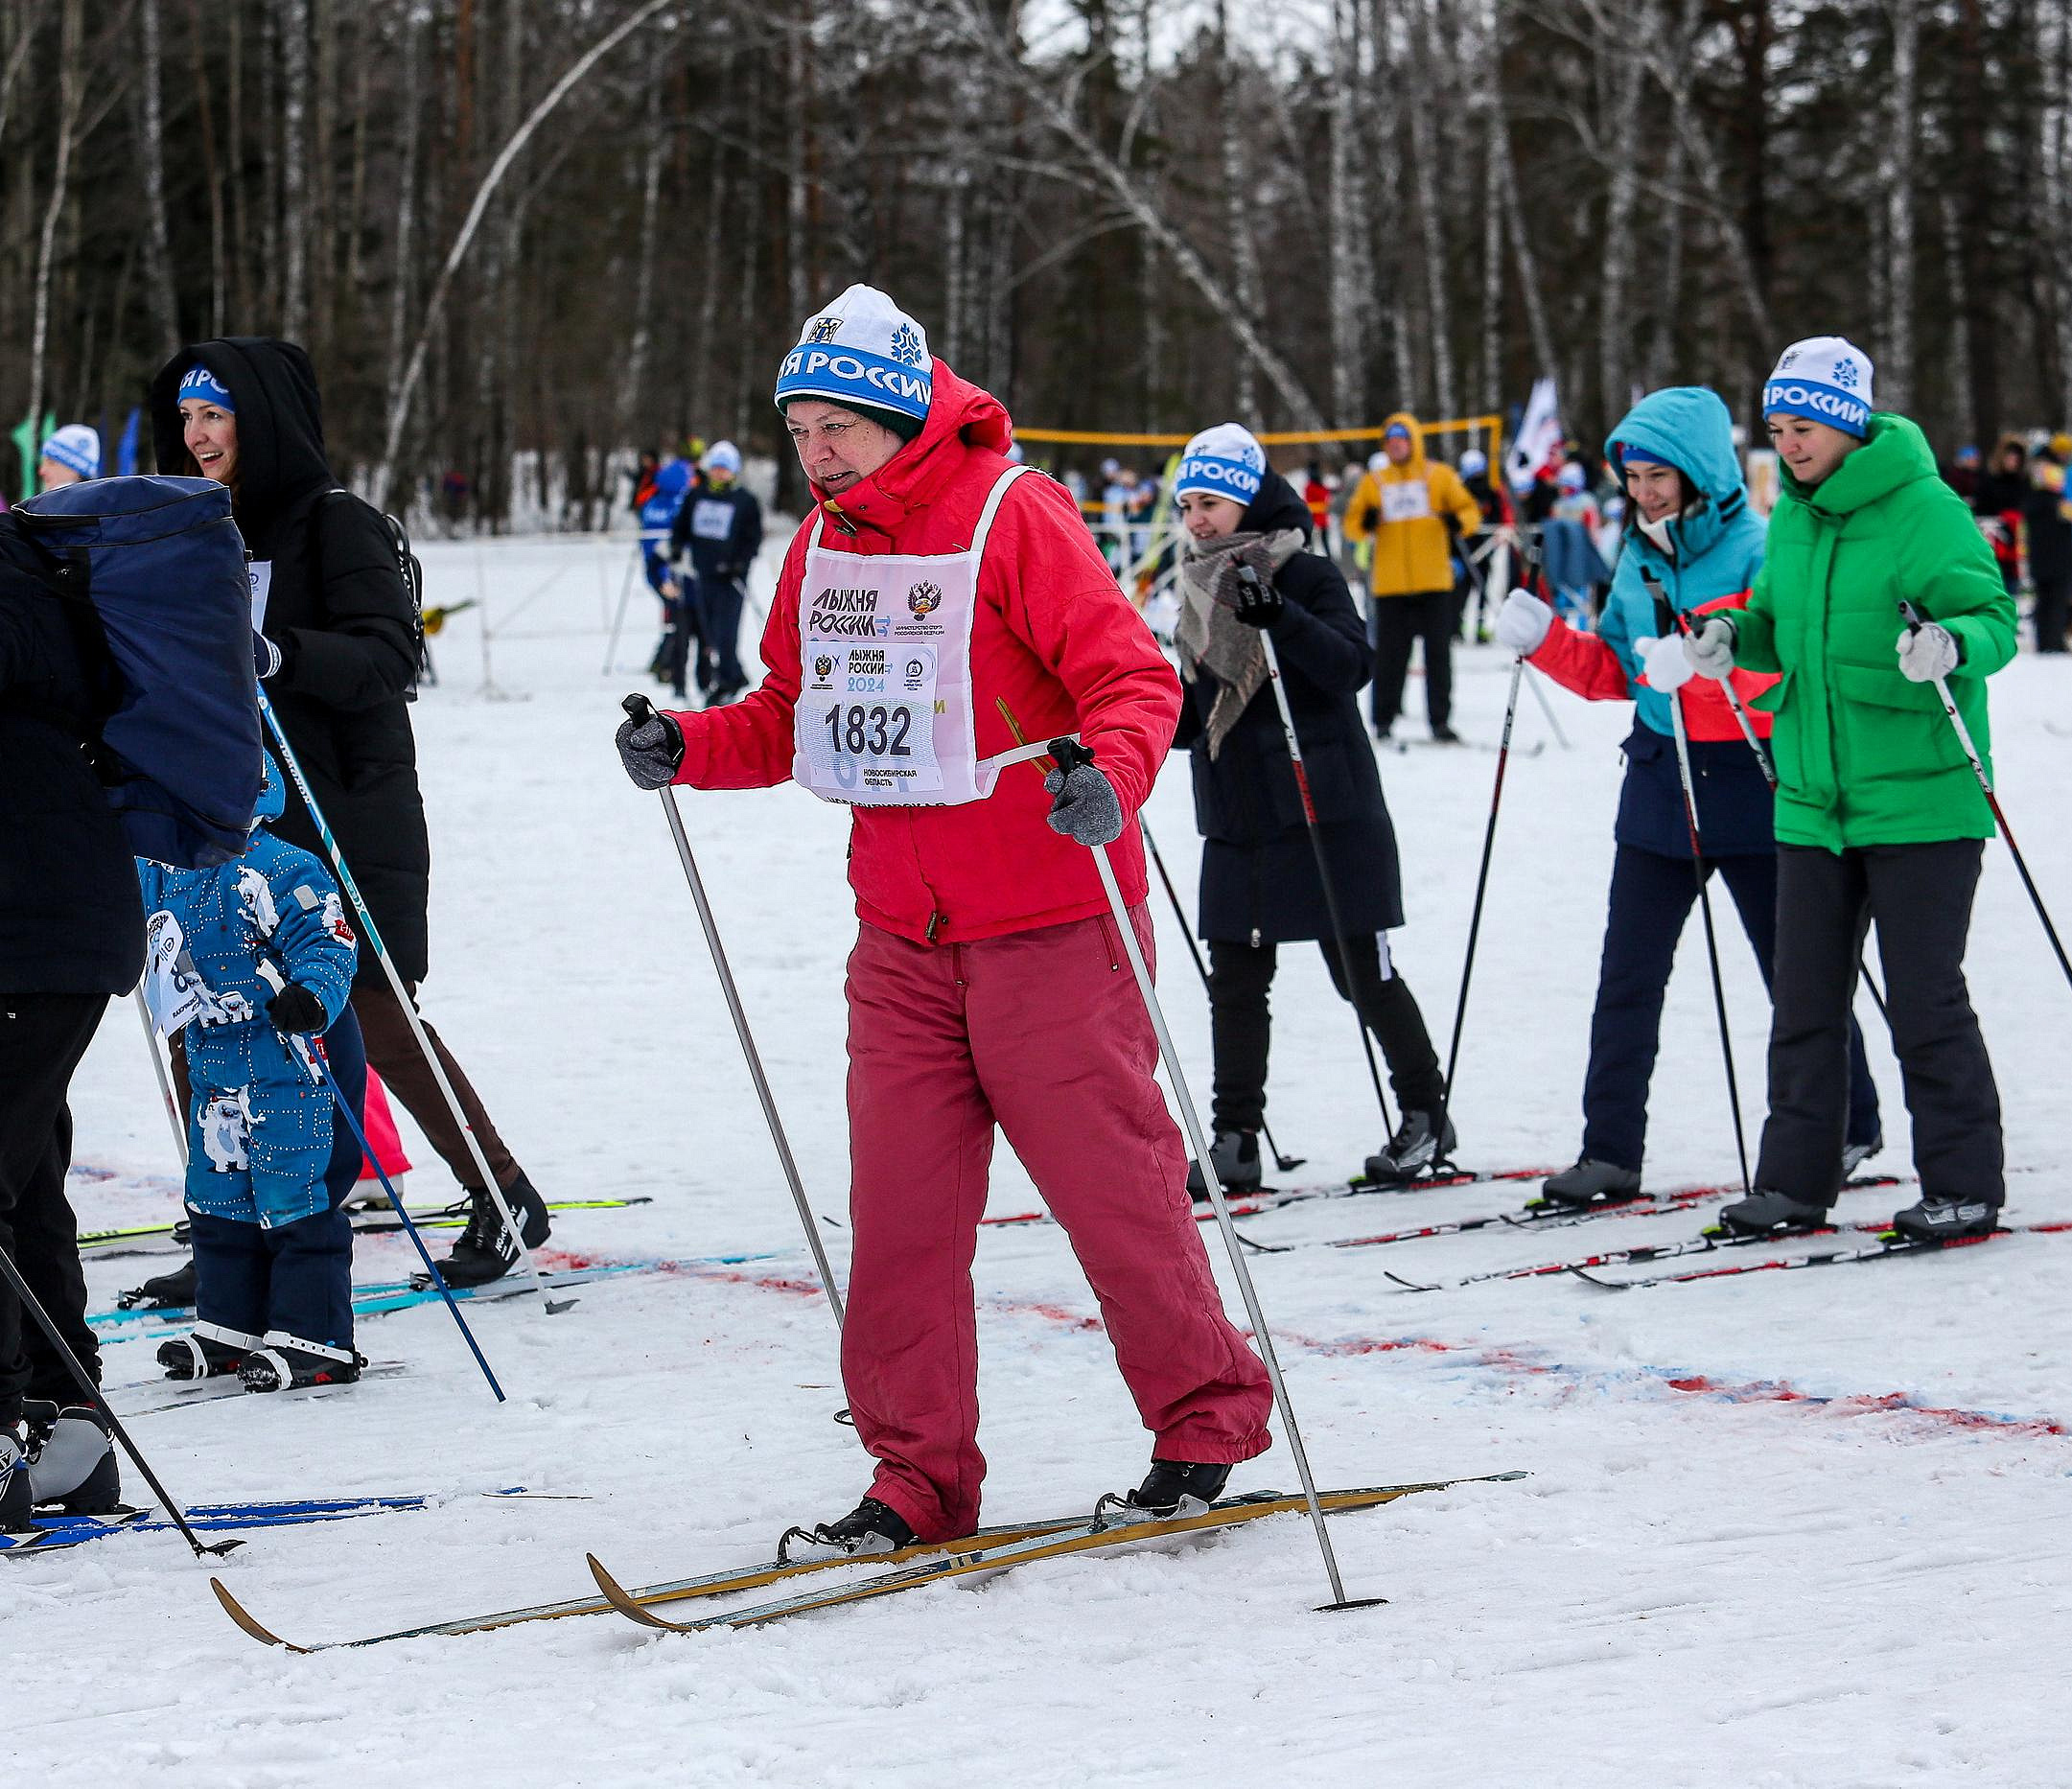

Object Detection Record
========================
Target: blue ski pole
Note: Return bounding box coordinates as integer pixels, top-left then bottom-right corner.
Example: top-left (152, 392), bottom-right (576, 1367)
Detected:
top-left (255, 686), bottom-right (568, 1315)
top-left (256, 962), bottom-right (506, 1404)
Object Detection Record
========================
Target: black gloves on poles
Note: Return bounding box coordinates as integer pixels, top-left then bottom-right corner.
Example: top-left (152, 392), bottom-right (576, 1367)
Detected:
top-left (1232, 569), bottom-right (1284, 629)
top-left (617, 699), bottom-right (686, 789)
top-left (266, 982), bottom-right (328, 1034)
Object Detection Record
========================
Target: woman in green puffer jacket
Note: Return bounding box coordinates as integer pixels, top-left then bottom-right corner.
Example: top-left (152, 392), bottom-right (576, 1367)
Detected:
top-left (1682, 336), bottom-right (2014, 1244)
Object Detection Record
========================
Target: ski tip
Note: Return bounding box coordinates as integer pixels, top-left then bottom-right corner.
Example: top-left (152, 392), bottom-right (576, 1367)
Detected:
top-left (1382, 1271), bottom-right (1438, 1294)
top-left (585, 1552), bottom-right (690, 1632)
top-left (1565, 1266), bottom-right (1627, 1290)
top-left (209, 1576), bottom-right (310, 1652)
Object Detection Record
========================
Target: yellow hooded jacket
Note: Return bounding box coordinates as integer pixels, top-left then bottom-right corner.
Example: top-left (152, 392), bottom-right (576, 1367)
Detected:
top-left (1342, 411), bottom-right (1483, 598)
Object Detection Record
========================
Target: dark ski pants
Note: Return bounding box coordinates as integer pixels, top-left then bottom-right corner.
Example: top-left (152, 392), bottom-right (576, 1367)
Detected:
top-left (192, 1010), bottom-right (365, 1352)
top-left (691, 575), bottom-right (747, 694)
top-left (1582, 846), bottom-right (1880, 1173)
top-left (2034, 570), bottom-right (2070, 653)
top-left (0, 993), bottom-right (107, 1428)
top-left (1207, 933), bottom-right (1445, 1135)
top-left (1369, 589), bottom-right (1455, 734)
top-left (1758, 840), bottom-right (2000, 1206)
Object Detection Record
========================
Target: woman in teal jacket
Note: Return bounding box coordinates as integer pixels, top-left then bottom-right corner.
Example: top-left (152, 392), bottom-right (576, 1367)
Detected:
top-left (1498, 386), bottom-right (1878, 1206)
top-left (1683, 337), bottom-right (2014, 1241)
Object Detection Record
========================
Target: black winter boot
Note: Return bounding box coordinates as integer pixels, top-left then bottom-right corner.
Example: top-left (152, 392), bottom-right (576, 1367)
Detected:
top-left (1186, 1130), bottom-right (1263, 1200)
top-left (1363, 1109), bottom-right (1457, 1185)
top-left (432, 1172), bottom-right (551, 1289)
top-left (239, 1334), bottom-right (363, 1393)
top-left (1890, 1195), bottom-right (2001, 1243)
top-left (781, 1496), bottom-right (919, 1562)
top-left (1127, 1459), bottom-right (1232, 1516)
top-left (157, 1321), bottom-right (261, 1381)
top-left (120, 1256), bottom-right (198, 1312)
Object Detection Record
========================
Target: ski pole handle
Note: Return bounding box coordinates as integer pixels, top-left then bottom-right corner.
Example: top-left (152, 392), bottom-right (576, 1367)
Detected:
top-left (1049, 735), bottom-right (1095, 775)
top-left (623, 692), bottom-right (658, 727)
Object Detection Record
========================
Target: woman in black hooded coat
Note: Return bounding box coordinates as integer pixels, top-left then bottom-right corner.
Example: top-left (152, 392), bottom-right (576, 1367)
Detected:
top-left (148, 337), bottom-right (547, 1285)
top-left (1168, 426), bottom-right (1451, 1191)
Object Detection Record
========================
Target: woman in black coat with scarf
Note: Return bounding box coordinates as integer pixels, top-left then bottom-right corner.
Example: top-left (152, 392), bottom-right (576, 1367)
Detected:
top-left (147, 338), bottom-right (548, 1287)
top-left (1170, 425), bottom-right (1450, 1191)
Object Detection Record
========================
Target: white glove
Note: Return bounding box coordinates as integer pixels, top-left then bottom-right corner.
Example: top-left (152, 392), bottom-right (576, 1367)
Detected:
top-left (1897, 621), bottom-right (1961, 683)
top-left (1494, 589), bottom-right (1553, 657)
top-left (1634, 634), bottom-right (1693, 693)
top-left (1682, 614), bottom-right (1737, 680)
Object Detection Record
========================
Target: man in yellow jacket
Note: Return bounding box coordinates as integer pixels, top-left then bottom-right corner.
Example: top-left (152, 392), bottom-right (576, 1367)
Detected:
top-left (1342, 411), bottom-right (1482, 742)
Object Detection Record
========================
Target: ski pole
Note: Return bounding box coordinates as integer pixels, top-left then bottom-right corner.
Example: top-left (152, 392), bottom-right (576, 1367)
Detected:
top-left (1047, 737), bottom-right (1378, 1614)
top-left (1522, 663), bottom-right (1571, 752)
top-left (1899, 599), bottom-right (2072, 991)
top-left (1646, 584), bottom-right (1752, 1198)
top-left (1138, 817), bottom-right (1304, 1174)
top-left (1661, 594), bottom-right (1892, 1026)
top-left (254, 963), bottom-right (506, 1404)
top-left (255, 689), bottom-right (568, 1316)
top-left (132, 987), bottom-right (189, 1169)
top-left (0, 1241), bottom-right (240, 1559)
top-left (1236, 565), bottom-right (1395, 1142)
top-left (619, 695), bottom-right (845, 1328)
top-left (1435, 542), bottom-right (1541, 1143)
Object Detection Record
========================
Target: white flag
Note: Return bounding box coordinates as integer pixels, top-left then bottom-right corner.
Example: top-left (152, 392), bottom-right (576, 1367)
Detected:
top-left (1506, 378), bottom-right (1564, 494)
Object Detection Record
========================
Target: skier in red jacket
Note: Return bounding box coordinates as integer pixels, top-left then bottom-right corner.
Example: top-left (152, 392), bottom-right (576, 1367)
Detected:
top-left (617, 286), bottom-right (1272, 1549)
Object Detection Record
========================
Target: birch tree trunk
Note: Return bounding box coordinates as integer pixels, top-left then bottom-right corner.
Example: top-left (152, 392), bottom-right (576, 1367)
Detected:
top-left (131, 0), bottom-right (179, 350)
top-left (1329, 0), bottom-right (1379, 423)
top-left (1408, 0), bottom-right (1457, 419)
top-left (186, 0), bottom-right (227, 337)
top-left (26, 0), bottom-right (85, 453)
top-left (1217, 0), bottom-right (1265, 421)
top-left (1882, 0), bottom-right (1920, 414)
top-left (785, 0), bottom-right (812, 323)
top-left (279, 0), bottom-right (310, 339)
top-left (616, 75), bottom-right (669, 444)
top-left (385, 0), bottom-right (422, 384)
top-left (1596, 9), bottom-right (1644, 424)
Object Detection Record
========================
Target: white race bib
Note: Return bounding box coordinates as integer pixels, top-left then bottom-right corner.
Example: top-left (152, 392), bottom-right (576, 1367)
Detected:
top-left (247, 560), bottom-right (273, 631)
top-left (141, 912), bottom-right (212, 1038)
top-left (689, 499), bottom-right (735, 543)
top-left (1379, 480), bottom-right (1432, 523)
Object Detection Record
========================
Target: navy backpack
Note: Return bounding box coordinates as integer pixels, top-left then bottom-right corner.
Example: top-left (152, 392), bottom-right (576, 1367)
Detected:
top-left (10, 476), bottom-right (260, 869)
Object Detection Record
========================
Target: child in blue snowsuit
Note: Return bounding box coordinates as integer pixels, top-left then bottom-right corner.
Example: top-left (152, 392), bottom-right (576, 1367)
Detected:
top-left (136, 752), bottom-right (366, 1392)
top-left (638, 453), bottom-right (697, 697)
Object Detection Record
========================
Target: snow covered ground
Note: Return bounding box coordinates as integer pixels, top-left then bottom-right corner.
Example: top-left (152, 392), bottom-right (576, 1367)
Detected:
top-left (13, 528), bottom-right (2072, 1788)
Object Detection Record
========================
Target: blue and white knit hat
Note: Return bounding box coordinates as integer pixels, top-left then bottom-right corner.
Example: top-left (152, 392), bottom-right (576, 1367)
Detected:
top-left (700, 439), bottom-right (742, 476)
top-left (1762, 337), bottom-right (1873, 438)
top-left (39, 424), bottom-right (101, 479)
top-left (774, 285), bottom-right (932, 426)
top-left (1174, 423), bottom-right (1267, 508)
top-left (178, 364), bottom-right (236, 411)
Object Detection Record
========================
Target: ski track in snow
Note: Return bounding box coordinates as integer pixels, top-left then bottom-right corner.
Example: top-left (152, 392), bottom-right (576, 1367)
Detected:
top-left (16, 531), bottom-right (2072, 1788)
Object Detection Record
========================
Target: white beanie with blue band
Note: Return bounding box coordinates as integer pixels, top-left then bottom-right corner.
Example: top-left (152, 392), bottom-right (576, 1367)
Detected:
top-left (1174, 423), bottom-right (1267, 508)
top-left (39, 424), bottom-right (101, 480)
top-left (775, 285), bottom-right (932, 433)
top-left (1762, 337), bottom-right (1874, 438)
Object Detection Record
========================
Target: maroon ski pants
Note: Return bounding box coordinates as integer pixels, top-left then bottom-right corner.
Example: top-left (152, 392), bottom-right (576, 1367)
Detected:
top-left (842, 908), bottom-right (1273, 1541)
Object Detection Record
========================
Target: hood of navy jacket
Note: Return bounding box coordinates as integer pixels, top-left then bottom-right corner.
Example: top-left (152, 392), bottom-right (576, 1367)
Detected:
top-left (151, 337), bottom-right (336, 556)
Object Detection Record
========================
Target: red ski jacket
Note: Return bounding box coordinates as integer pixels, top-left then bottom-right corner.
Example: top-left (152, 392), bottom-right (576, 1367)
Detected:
top-left (665, 363), bottom-right (1175, 945)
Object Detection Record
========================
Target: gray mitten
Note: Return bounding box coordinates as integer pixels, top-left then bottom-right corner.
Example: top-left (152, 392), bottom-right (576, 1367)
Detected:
top-left (616, 700), bottom-right (686, 789)
top-left (1043, 761), bottom-right (1125, 847)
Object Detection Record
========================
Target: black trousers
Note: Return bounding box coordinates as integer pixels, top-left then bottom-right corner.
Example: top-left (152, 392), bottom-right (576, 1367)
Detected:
top-left (0, 992), bottom-right (108, 1428)
top-left (1207, 934), bottom-right (1444, 1134)
top-left (2034, 569), bottom-right (2070, 653)
top-left (1758, 840), bottom-right (2001, 1204)
top-left (1582, 845), bottom-right (1881, 1171)
top-left (691, 575), bottom-right (747, 693)
top-left (1369, 590), bottom-right (1455, 733)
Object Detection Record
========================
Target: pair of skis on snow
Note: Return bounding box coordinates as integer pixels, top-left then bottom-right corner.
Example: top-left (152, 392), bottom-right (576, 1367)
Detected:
top-left (75, 1195), bottom-right (653, 1260)
top-left (208, 1472), bottom-right (1525, 1652)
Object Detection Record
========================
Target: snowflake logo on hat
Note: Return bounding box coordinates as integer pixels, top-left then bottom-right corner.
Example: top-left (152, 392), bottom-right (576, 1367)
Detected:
top-left (1833, 358), bottom-right (1859, 390)
top-left (808, 316), bottom-right (843, 343)
top-left (888, 323), bottom-right (925, 367)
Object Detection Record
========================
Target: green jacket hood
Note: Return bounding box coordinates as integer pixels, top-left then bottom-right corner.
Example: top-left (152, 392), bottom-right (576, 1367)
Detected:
top-left (1780, 412), bottom-right (1940, 518)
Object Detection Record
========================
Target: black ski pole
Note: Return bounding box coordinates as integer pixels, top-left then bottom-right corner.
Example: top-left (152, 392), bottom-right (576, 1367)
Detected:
top-left (1435, 541), bottom-right (1541, 1144)
top-left (1139, 815), bottom-right (1303, 1174)
top-left (1899, 599), bottom-right (2072, 992)
top-left (0, 1242), bottom-right (240, 1558)
top-left (1236, 566), bottom-right (1396, 1145)
top-left (1646, 581), bottom-right (1752, 1198)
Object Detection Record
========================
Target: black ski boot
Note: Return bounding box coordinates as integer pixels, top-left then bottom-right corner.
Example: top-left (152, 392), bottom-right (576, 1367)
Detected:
top-left (433, 1172), bottom-right (551, 1288)
top-left (239, 1334), bottom-right (364, 1393)
top-left (157, 1321), bottom-right (261, 1381)
top-left (120, 1255), bottom-right (198, 1312)
top-left (1890, 1195), bottom-right (2001, 1243)
top-left (1186, 1130), bottom-right (1263, 1201)
top-left (1716, 1189), bottom-right (1832, 1237)
top-left (1127, 1459), bottom-right (1232, 1517)
top-left (1539, 1158), bottom-right (1644, 1210)
top-left (1363, 1109), bottom-right (1457, 1185)
top-left (28, 1405), bottom-right (122, 1515)
top-left (1842, 1133), bottom-right (1884, 1178)
top-left (780, 1495), bottom-right (918, 1562)
top-left (1, 1429), bottom-right (31, 1533)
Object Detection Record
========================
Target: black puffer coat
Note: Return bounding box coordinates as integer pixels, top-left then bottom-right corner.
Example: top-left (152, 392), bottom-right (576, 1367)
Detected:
top-left (1176, 472), bottom-right (1404, 944)
top-left (0, 531), bottom-right (145, 994)
top-left (151, 338), bottom-right (431, 985)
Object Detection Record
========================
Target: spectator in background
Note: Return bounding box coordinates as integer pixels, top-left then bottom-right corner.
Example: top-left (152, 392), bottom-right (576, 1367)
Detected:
top-left (1974, 435), bottom-right (2029, 596)
top-left (2026, 432), bottom-right (2071, 653)
top-left (36, 427), bottom-right (100, 493)
top-left (1944, 443), bottom-right (1982, 501)
top-left (667, 439), bottom-right (762, 705)
top-left (1455, 446), bottom-right (1511, 641)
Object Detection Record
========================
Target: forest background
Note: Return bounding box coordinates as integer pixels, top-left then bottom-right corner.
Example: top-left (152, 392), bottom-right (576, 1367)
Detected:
top-left (1, 0), bottom-right (2066, 526)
